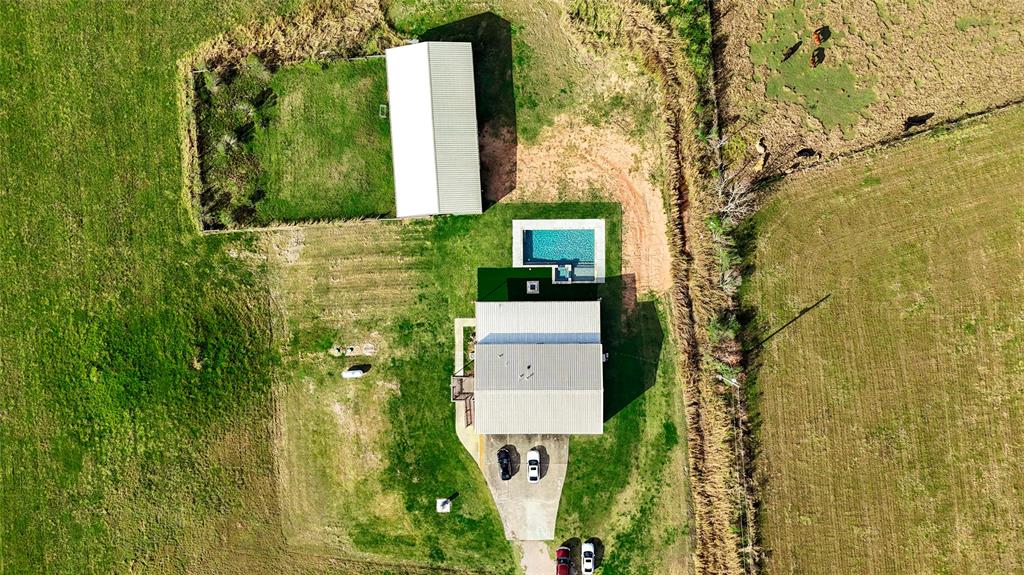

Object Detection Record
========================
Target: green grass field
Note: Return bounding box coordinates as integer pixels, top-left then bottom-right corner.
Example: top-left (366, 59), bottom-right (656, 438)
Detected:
top-left (254, 59), bottom-right (395, 222)
top-left (265, 221), bottom-right (517, 572)
top-left (743, 106), bottom-right (1024, 573)
top-left (0, 1), bottom-right (298, 572)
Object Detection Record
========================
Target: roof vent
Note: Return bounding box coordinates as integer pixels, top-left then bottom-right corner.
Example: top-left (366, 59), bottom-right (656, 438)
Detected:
top-left (526, 280), bottom-right (540, 295)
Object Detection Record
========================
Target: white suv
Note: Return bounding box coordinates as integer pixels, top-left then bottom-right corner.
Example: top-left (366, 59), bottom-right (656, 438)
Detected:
top-left (526, 449), bottom-right (541, 483)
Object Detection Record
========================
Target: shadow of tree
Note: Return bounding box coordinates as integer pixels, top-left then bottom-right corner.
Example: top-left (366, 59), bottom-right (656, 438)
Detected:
top-left (421, 12), bottom-right (518, 207)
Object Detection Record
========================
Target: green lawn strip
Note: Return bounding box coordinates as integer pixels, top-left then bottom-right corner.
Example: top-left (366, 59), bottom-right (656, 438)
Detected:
top-left (253, 59), bottom-right (395, 223)
top-left (557, 297), bottom-right (687, 575)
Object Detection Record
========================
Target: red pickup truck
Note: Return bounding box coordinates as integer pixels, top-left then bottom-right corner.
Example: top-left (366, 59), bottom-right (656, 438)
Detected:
top-left (555, 545), bottom-right (572, 575)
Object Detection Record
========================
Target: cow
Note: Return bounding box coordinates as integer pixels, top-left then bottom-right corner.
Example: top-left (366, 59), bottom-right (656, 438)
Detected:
top-left (813, 26), bottom-right (831, 44)
top-left (903, 112), bottom-right (935, 131)
top-left (810, 47), bottom-right (825, 67)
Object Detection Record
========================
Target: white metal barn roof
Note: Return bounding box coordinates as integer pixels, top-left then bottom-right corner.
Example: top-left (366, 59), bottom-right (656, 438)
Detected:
top-left (385, 42), bottom-right (483, 218)
top-left (473, 301), bottom-right (604, 435)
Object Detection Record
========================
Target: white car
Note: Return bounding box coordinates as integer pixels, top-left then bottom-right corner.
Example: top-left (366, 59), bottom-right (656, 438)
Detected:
top-left (526, 449), bottom-right (541, 483)
top-left (581, 541), bottom-right (596, 574)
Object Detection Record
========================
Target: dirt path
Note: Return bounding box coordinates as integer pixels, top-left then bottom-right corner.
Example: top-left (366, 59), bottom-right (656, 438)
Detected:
top-left (501, 115), bottom-right (673, 296)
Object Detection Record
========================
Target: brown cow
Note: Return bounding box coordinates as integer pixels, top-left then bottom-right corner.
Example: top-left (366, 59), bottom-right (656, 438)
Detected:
top-left (810, 47), bottom-right (825, 67)
top-left (813, 26), bottom-right (831, 45)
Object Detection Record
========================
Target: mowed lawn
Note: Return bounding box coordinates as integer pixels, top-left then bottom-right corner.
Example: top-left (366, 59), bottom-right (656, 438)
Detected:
top-left (745, 107), bottom-right (1024, 573)
top-left (254, 59), bottom-right (395, 222)
top-left (264, 221), bottom-right (517, 571)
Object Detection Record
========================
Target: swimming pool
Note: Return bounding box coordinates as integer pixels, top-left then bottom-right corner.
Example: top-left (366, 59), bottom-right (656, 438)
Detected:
top-left (523, 229), bottom-right (595, 264)
top-left (512, 219), bottom-right (606, 283)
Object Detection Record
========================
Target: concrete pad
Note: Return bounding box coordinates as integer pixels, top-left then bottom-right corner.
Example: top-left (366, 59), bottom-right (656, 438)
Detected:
top-left (482, 434), bottom-right (569, 541)
top-left (518, 541), bottom-right (556, 575)
top-left (453, 317), bottom-right (480, 466)
top-left (454, 398), bottom-right (480, 467)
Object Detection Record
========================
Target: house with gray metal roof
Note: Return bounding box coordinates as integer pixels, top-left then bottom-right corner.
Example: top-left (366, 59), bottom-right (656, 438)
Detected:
top-left (384, 41), bottom-right (483, 218)
top-left (471, 300), bottom-right (604, 435)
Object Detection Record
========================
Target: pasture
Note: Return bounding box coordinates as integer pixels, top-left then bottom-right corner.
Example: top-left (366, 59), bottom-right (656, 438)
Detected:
top-left (0, 1), bottom-right (303, 572)
top-left (716, 0), bottom-right (1024, 161)
top-left (743, 105), bottom-right (1024, 573)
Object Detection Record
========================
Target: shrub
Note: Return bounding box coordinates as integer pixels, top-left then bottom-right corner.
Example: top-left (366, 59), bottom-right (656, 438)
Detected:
top-left (195, 56), bottom-right (277, 229)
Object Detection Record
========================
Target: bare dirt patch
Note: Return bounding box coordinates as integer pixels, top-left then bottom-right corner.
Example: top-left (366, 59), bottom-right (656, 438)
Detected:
top-left (511, 115), bottom-right (673, 296)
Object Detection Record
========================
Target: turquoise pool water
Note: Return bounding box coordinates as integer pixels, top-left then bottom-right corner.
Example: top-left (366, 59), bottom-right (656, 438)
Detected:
top-left (523, 228), bottom-right (596, 281)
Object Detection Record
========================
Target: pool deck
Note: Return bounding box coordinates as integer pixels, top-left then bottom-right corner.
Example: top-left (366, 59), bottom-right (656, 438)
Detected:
top-left (512, 219), bottom-right (606, 283)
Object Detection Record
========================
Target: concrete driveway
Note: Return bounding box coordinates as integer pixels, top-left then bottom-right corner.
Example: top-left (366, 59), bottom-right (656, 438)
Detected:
top-left (482, 434), bottom-right (569, 541)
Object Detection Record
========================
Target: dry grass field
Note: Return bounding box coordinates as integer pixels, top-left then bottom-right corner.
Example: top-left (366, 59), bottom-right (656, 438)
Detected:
top-left (715, 0), bottom-right (1024, 163)
top-left (744, 105), bottom-right (1024, 574)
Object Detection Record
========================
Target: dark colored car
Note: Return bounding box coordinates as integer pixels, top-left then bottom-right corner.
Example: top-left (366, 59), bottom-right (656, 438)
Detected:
top-left (556, 545), bottom-right (572, 575)
top-left (497, 447), bottom-right (512, 481)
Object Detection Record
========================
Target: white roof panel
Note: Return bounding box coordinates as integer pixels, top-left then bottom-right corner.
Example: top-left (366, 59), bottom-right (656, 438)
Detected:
top-left (475, 389), bottom-right (603, 435)
top-left (475, 343), bottom-right (603, 391)
top-left (385, 42), bottom-right (481, 217)
top-left (386, 43), bottom-right (440, 217)
top-left (428, 43), bottom-right (482, 214)
top-left (472, 300), bottom-right (604, 435)
top-left (475, 300), bottom-right (601, 344)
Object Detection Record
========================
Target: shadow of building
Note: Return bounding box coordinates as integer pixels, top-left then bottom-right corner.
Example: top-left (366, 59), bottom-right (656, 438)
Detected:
top-left (600, 274), bottom-right (664, 421)
top-left (421, 13), bottom-right (518, 208)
